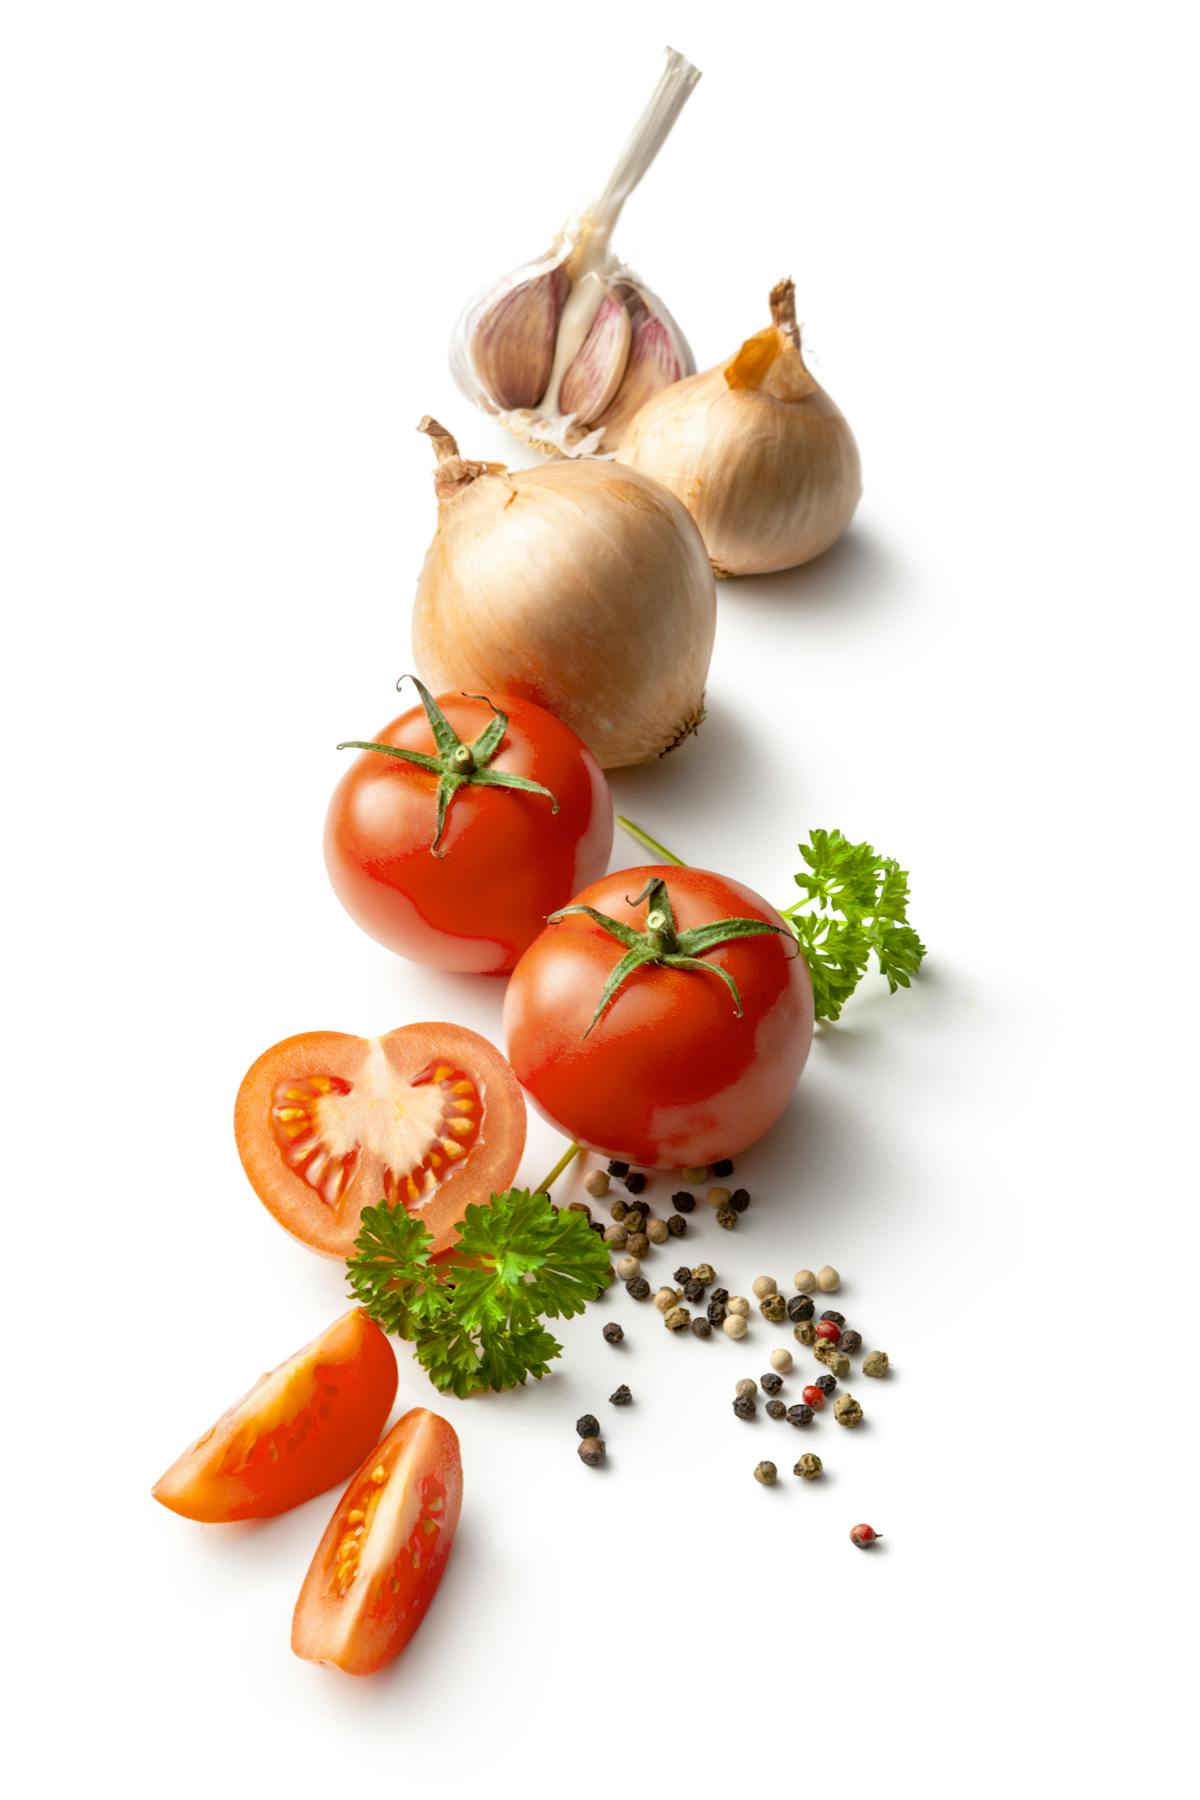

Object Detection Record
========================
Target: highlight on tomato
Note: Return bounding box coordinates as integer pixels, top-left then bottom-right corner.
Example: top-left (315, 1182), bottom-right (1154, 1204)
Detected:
top-left (235, 1023), bottom-right (527, 1258)
top-left (292, 1407), bottom-right (463, 1677)
top-left (503, 865), bottom-right (814, 1168)
top-left (152, 1309), bottom-right (398, 1523)
top-left (325, 678), bottom-right (613, 975)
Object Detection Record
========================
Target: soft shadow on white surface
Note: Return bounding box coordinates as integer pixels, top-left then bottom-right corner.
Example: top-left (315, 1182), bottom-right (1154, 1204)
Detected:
top-left (719, 526), bottom-right (903, 618)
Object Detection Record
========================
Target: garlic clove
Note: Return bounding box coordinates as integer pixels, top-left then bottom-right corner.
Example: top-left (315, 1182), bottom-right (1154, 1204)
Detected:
top-left (465, 262), bottom-right (570, 412)
top-left (594, 282), bottom-right (689, 448)
top-left (558, 287), bottom-right (632, 424)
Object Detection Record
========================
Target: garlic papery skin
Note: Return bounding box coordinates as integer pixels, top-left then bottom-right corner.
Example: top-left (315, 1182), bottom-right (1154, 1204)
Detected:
top-left (617, 280), bottom-right (862, 575)
top-left (411, 418), bottom-right (716, 769)
top-left (448, 48), bottom-right (699, 458)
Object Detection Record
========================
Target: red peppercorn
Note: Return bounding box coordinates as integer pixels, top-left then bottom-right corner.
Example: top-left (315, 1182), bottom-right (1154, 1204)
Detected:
top-left (849, 1523), bottom-right (880, 1548)
top-left (815, 1320), bottom-right (841, 1343)
top-left (801, 1385), bottom-right (825, 1410)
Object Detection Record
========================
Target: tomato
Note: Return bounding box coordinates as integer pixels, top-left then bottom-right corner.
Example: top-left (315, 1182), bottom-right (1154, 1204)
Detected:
top-left (292, 1407), bottom-right (462, 1676)
top-left (504, 865), bottom-right (814, 1168)
top-left (324, 686), bottom-right (612, 975)
top-left (235, 1024), bottom-right (526, 1258)
top-left (152, 1309), bottom-right (397, 1523)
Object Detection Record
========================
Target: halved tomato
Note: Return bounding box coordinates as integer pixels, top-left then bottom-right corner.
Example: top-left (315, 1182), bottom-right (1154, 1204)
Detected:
top-left (292, 1407), bottom-right (462, 1676)
top-left (235, 1024), bottom-right (526, 1258)
top-left (151, 1308), bottom-right (397, 1523)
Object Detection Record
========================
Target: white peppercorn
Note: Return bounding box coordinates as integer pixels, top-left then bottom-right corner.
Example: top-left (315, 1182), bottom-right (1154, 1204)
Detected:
top-left (752, 1275), bottom-right (778, 1300)
top-left (615, 1254), bottom-right (641, 1282)
top-left (646, 1217), bottom-right (669, 1245)
top-left (723, 1313), bottom-right (748, 1340)
top-left (817, 1265), bottom-right (841, 1293)
top-left (793, 1269), bottom-right (817, 1293)
top-left (726, 1295), bottom-right (750, 1319)
top-left (706, 1186), bottom-right (731, 1209)
top-left (654, 1286), bottom-right (680, 1312)
top-left (769, 1348), bottom-right (794, 1374)
top-left (584, 1169), bottom-right (611, 1199)
top-left (604, 1224), bottom-right (629, 1249)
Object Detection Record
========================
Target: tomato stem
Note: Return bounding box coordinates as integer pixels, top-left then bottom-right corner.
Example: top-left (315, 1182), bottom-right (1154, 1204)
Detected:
top-left (533, 1140), bottom-right (583, 1197)
top-left (616, 815), bottom-right (686, 866)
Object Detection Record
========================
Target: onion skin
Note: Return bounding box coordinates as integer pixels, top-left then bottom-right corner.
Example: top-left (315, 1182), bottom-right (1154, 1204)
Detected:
top-left (412, 430), bottom-right (716, 770)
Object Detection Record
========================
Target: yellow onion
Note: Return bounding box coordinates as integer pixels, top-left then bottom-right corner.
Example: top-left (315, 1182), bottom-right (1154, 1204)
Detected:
top-left (617, 280), bottom-right (861, 576)
top-left (410, 418), bottom-right (716, 769)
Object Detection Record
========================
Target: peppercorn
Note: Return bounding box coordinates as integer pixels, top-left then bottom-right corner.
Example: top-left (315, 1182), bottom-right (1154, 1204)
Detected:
top-left (671, 1190), bottom-right (695, 1213)
top-left (591, 1221), bottom-right (608, 1237)
top-left (760, 1294), bottom-right (787, 1324)
top-left (567, 1200), bottom-right (592, 1220)
top-left (664, 1305), bottom-right (691, 1332)
top-left (622, 1208), bottom-right (645, 1233)
top-left (834, 1394), bottom-right (864, 1428)
top-left (769, 1348), bottom-right (793, 1373)
top-left (625, 1171), bottom-right (647, 1195)
top-left (730, 1188), bottom-right (751, 1213)
top-left (817, 1265), bottom-right (840, 1292)
top-left (625, 1276), bottom-right (651, 1301)
top-left (794, 1321), bottom-right (817, 1346)
top-left (840, 1329), bottom-right (863, 1354)
top-left (693, 1263), bottom-right (716, 1286)
top-left (682, 1165), bottom-right (708, 1183)
top-left (625, 1231), bottom-right (650, 1259)
top-left (815, 1320), bottom-right (841, 1344)
top-left (666, 1214), bottom-right (687, 1238)
top-left (608, 1160), bottom-right (630, 1177)
top-left (691, 1317), bottom-right (712, 1339)
top-left (820, 1310), bottom-right (846, 1327)
top-left (716, 1205), bottom-right (738, 1230)
top-left (752, 1276), bottom-right (777, 1300)
top-left (794, 1453), bottom-right (823, 1481)
top-left (707, 1299), bottom-right (728, 1326)
top-left (765, 1398), bottom-right (786, 1419)
top-left (723, 1313), bottom-right (748, 1339)
top-left (576, 1413), bottom-right (600, 1439)
top-left (712, 1158), bottom-right (734, 1177)
top-left (801, 1385), bottom-right (825, 1411)
top-left (814, 1344), bottom-right (851, 1377)
top-left (735, 1378), bottom-right (758, 1399)
top-left (706, 1186), bottom-right (731, 1209)
top-left (760, 1371), bottom-right (783, 1396)
top-left (726, 1295), bottom-right (750, 1319)
top-left (646, 1218), bottom-right (669, 1245)
top-left (578, 1437), bottom-right (606, 1467)
top-left (787, 1294), bottom-right (815, 1322)
top-left (605, 1224), bottom-right (629, 1249)
top-left (787, 1404), bottom-right (813, 1427)
top-left (585, 1169), bottom-right (611, 1199)
top-left (815, 1372), bottom-right (837, 1394)
top-left (849, 1523), bottom-right (880, 1548)
top-left (684, 1279), bottom-right (705, 1303)
top-left (863, 1350), bottom-right (890, 1378)
top-left (603, 1322), bottom-right (625, 1346)
top-left (671, 1264), bottom-right (690, 1284)
top-left (733, 1394), bottom-right (756, 1421)
top-left (615, 1254), bottom-right (641, 1281)
top-left (710, 1286), bottom-right (729, 1304)
top-left (609, 1197), bottom-right (629, 1222)
top-left (754, 1460), bottom-right (777, 1486)
top-left (654, 1286), bottom-right (680, 1312)
top-left (609, 1384), bottom-right (632, 1406)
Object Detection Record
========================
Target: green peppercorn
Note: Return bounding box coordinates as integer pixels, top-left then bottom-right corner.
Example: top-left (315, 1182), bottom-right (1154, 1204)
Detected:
top-left (664, 1305), bottom-right (691, 1332)
top-left (754, 1461), bottom-right (777, 1486)
top-left (603, 1322), bottom-right (624, 1345)
top-left (834, 1394), bottom-right (864, 1428)
top-left (691, 1317), bottom-right (712, 1338)
top-left (625, 1231), bottom-right (650, 1259)
top-left (604, 1224), bottom-right (629, 1249)
top-left (693, 1263), bottom-right (716, 1286)
top-left (706, 1186), bottom-right (731, 1209)
top-left (623, 1209), bottom-right (645, 1233)
top-left (730, 1188), bottom-right (751, 1213)
top-left (671, 1190), bottom-right (695, 1213)
top-left (682, 1165), bottom-right (708, 1184)
top-left (733, 1394), bottom-right (756, 1421)
top-left (814, 1342), bottom-right (850, 1376)
top-left (578, 1437), bottom-right (606, 1467)
top-left (841, 1329), bottom-right (863, 1354)
top-left (760, 1372), bottom-right (783, 1396)
top-left (576, 1414), bottom-right (600, 1439)
top-left (765, 1399), bottom-right (786, 1419)
top-left (609, 1197), bottom-right (629, 1222)
top-left (585, 1170), bottom-right (611, 1200)
top-left (625, 1275), bottom-right (651, 1300)
top-left (794, 1453), bottom-right (823, 1481)
top-left (787, 1294), bottom-right (815, 1322)
top-left (716, 1205), bottom-right (738, 1230)
top-left (760, 1293), bottom-right (787, 1324)
top-left (666, 1213), bottom-right (688, 1238)
top-left (794, 1321), bottom-right (817, 1346)
top-left (646, 1218), bottom-right (669, 1245)
top-left (726, 1296), bottom-right (751, 1319)
top-left (609, 1384), bottom-right (632, 1406)
top-left (863, 1350), bottom-right (890, 1378)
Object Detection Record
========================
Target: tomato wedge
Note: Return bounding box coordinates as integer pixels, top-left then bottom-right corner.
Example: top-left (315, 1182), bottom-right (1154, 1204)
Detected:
top-left (292, 1408), bottom-right (462, 1676)
top-left (235, 1024), bottom-right (526, 1258)
top-left (152, 1308), bottom-right (397, 1523)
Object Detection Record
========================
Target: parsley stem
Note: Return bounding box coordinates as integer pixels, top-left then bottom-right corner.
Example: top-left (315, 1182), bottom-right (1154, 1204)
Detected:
top-left (533, 1139), bottom-right (583, 1196)
top-left (616, 815), bottom-right (686, 866)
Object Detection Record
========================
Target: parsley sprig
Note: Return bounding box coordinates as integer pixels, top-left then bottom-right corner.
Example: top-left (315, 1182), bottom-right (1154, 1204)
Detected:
top-left (782, 829), bottom-right (926, 1022)
top-left (346, 1188), bottom-right (612, 1398)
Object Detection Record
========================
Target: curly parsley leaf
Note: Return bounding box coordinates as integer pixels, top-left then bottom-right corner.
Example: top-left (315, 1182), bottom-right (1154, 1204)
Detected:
top-left (784, 830), bottom-right (926, 1022)
top-left (345, 1203), bottom-right (447, 1338)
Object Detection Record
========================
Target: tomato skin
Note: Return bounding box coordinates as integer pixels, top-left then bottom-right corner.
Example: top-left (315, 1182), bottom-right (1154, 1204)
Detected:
top-left (234, 1024), bottom-right (526, 1259)
top-left (292, 1408), bottom-right (463, 1677)
top-left (151, 1309), bottom-right (398, 1523)
top-left (324, 692), bottom-right (613, 975)
top-left (504, 866), bottom-right (814, 1168)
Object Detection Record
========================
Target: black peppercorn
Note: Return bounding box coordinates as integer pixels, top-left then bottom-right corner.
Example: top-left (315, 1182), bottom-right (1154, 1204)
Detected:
top-left (578, 1437), bottom-right (605, 1467)
top-left (610, 1198), bottom-right (629, 1222)
top-left (787, 1294), bottom-right (815, 1322)
top-left (567, 1200), bottom-right (592, 1219)
top-left (608, 1160), bottom-right (630, 1177)
top-left (666, 1213), bottom-right (687, 1237)
top-left (815, 1372), bottom-right (837, 1394)
top-left (765, 1398), bottom-right (786, 1419)
top-left (625, 1275), bottom-right (651, 1300)
top-left (707, 1299), bottom-right (728, 1325)
top-left (841, 1329), bottom-right (863, 1353)
top-left (671, 1190), bottom-right (695, 1213)
top-left (684, 1279), bottom-right (705, 1303)
top-left (786, 1404), bottom-right (813, 1427)
top-left (674, 1265), bottom-right (692, 1285)
top-left (625, 1171), bottom-right (646, 1194)
top-left (691, 1317), bottom-right (712, 1338)
top-left (603, 1322), bottom-right (625, 1345)
top-left (733, 1394), bottom-right (756, 1421)
top-left (730, 1187), bottom-right (751, 1212)
top-left (576, 1413), bottom-right (601, 1439)
top-left (820, 1310), bottom-right (846, 1327)
top-left (716, 1205), bottom-right (738, 1230)
top-left (712, 1158), bottom-right (734, 1177)
top-left (711, 1287), bottom-right (729, 1305)
top-left (761, 1371), bottom-right (783, 1396)
top-left (609, 1384), bottom-right (632, 1406)
top-left (590, 1221), bottom-right (607, 1236)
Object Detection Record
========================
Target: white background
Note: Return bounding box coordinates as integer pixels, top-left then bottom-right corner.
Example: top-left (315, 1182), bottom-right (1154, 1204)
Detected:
top-left (2, 3), bottom-right (1196, 1794)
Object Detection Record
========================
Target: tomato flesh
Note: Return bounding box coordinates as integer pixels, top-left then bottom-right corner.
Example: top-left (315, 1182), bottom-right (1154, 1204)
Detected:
top-left (151, 1308), bottom-right (398, 1523)
top-left (292, 1408), bottom-right (462, 1676)
top-left (235, 1025), bottom-right (526, 1258)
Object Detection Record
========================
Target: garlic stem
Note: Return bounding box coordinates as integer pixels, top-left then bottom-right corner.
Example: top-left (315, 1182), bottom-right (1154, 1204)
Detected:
top-left (590, 48), bottom-right (701, 239)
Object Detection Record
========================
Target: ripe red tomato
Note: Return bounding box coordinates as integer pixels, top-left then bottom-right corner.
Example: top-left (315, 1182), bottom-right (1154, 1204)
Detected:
top-left (325, 686), bottom-right (612, 975)
top-left (151, 1309), bottom-right (398, 1523)
top-left (292, 1407), bottom-right (463, 1676)
top-left (235, 1023), bottom-right (526, 1258)
top-left (504, 865), bottom-right (814, 1167)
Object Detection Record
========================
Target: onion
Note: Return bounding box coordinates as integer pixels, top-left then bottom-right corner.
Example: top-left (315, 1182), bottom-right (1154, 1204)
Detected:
top-left (410, 418), bottom-right (716, 770)
top-left (618, 279), bottom-right (861, 576)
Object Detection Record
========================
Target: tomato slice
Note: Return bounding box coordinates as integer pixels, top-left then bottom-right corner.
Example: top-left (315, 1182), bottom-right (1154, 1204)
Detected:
top-left (292, 1407), bottom-right (462, 1676)
top-left (152, 1308), bottom-right (397, 1523)
top-left (235, 1024), bottom-right (526, 1258)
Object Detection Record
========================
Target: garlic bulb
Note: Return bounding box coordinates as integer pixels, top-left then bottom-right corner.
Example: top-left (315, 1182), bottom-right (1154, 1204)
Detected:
top-left (618, 280), bottom-right (862, 575)
top-left (449, 48), bottom-right (700, 459)
top-left (411, 418), bottom-right (716, 769)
